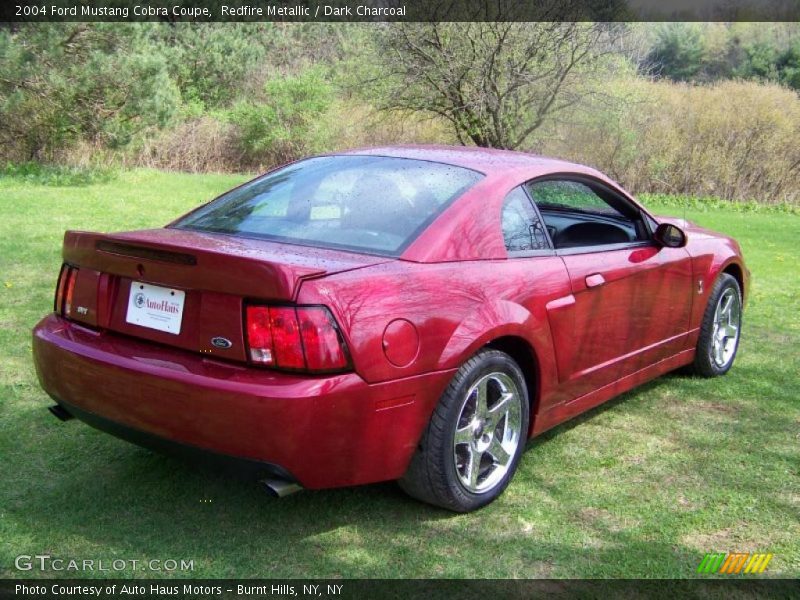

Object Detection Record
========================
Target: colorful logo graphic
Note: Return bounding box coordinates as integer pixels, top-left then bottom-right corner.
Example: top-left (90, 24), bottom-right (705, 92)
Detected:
top-left (697, 552), bottom-right (773, 574)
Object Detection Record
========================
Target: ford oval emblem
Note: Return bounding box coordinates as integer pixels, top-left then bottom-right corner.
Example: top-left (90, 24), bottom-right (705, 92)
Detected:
top-left (211, 336), bottom-right (233, 349)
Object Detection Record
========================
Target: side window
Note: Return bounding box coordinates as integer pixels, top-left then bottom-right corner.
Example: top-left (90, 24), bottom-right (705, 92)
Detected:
top-left (501, 187), bottom-right (549, 252)
top-left (526, 180), bottom-right (644, 249)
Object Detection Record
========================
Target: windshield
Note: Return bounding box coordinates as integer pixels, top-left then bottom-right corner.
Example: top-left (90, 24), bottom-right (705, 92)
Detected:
top-left (173, 155), bottom-right (483, 255)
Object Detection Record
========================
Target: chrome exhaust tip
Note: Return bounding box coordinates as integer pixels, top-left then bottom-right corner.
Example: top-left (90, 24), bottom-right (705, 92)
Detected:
top-left (48, 404), bottom-right (74, 422)
top-left (261, 478), bottom-right (303, 498)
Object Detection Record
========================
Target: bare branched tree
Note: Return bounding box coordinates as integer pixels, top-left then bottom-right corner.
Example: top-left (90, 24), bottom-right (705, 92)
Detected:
top-left (372, 22), bottom-right (626, 150)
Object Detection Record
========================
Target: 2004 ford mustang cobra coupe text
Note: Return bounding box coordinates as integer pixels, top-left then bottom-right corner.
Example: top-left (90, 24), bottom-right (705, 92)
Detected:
top-left (33, 146), bottom-right (749, 511)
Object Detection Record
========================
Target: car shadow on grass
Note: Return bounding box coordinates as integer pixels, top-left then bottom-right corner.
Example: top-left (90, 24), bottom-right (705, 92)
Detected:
top-left (4, 361), bottom-right (797, 579)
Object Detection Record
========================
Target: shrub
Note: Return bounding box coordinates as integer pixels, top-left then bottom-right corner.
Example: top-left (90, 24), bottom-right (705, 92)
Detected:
top-left (128, 103), bottom-right (453, 173)
top-left (130, 116), bottom-right (243, 173)
top-left (537, 79), bottom-right (800, 204)
top-left (226, 68), bottom-right (335, 166)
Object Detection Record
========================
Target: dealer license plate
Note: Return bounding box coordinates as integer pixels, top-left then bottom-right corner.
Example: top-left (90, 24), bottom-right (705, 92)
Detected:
top-left (125, 282), bottom-right (185, 335)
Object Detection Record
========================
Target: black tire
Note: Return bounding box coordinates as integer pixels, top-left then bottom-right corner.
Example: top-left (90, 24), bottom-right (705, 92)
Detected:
top-left (690, 273), bottom-right (742, 377)
top-left (399, 349), bottom-right (530, 512)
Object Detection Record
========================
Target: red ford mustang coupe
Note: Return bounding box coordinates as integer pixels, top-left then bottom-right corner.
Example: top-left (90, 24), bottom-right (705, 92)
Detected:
top-left (33, 146), bottom-right (748, 511)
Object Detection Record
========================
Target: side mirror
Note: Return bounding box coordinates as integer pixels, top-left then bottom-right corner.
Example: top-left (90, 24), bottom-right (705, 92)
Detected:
top-left (654, 222), bottom-right (687, 248)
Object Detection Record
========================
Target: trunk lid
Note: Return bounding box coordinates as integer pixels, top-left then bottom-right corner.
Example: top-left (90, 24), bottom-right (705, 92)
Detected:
top-left (61, 228), bottom-right (388, 362)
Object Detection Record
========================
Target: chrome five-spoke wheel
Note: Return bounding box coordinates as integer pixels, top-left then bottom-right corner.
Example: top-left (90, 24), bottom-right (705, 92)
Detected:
top-left (711, 287), bottom-right (741, 368)
top-left (691, 273), bottom-right (743, 377)
top-left (399, 349), bottom-right (529, 511)
top-left (453, 372), bottom-right (522, 494)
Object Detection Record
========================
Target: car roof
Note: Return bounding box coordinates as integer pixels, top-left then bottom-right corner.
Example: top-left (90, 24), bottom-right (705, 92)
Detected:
top-left (336, 144), bottom-right (587, 176)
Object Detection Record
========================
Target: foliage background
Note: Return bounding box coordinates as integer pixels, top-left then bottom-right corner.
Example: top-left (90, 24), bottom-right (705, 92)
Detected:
top-left (1, 22), bottom-right (799, 204)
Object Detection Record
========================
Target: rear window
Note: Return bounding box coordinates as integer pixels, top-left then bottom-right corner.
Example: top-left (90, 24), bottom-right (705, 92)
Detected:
top-left (173, 155), bottom-right (483, 255)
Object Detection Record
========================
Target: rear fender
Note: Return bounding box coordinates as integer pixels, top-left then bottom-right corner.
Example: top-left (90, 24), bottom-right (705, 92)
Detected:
top-left (436, 299), bottom-right (559, 431)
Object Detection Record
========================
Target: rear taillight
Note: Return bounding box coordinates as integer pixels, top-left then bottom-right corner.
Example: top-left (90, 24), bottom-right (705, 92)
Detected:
top-left (268, 307), bottom-right (305, 369)
top-left (54, 265), bottom-right (78, 317)
top-left (245, 304), bottom-right (350, 373)
top-left (297, 307), bottom-right (349, 371)
top-left (246, 306), bottom-right (273, 364)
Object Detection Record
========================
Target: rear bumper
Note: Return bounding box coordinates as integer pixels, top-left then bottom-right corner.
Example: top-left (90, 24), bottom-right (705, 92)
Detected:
top-left (52, 400), bottom-right (295, 482)
top-left (32, 314), bottom-right (454, 489)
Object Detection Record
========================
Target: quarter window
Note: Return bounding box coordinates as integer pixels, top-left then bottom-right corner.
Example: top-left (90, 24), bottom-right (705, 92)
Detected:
top-left (501, 187), bottom-right (549, 252)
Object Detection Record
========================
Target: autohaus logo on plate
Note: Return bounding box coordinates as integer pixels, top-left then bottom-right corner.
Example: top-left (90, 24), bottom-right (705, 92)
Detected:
top-left (145, 298), bottom-right (181, 314)
top-left (136, 292), bottom-right (181, 314)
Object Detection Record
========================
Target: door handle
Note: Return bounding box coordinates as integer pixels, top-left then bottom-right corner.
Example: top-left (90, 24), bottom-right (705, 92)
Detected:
top-left (585, 273), bottom-right (606, 288)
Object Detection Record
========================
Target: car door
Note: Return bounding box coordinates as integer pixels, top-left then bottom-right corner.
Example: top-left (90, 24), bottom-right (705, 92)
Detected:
top-left (526, 178), bottom-right (693, 401)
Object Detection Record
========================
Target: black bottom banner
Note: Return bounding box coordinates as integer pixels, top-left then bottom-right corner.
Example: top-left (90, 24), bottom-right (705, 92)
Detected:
top-left (1, 579), bottom-right (798, 600)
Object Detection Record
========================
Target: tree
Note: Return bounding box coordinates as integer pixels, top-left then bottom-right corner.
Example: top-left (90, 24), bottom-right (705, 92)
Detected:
top-left (777, 42), bottom-right (800, 90)
top-left (647, 23), bottom-right (706, 82)
top-left (228, 67), bottom-right (334, 164)
top-left (0, 24), bottom-right (179, 160)
top-left (737, 40), bottom-right (780, 81)
top-left (149, 23), bottom-right (272, 110)
top-left (369, 22), bottom-right (625, 149)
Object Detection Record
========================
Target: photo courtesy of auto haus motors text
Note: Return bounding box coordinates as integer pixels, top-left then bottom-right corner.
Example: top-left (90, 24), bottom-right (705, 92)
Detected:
top-left (1, 0), bottom-right (798, 598)
top-left (15, 584), bottom-right (344, 597)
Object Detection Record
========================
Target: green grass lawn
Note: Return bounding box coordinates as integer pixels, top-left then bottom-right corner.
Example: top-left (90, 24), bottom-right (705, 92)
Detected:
top-left (0, 170), bottom-right (797, 579)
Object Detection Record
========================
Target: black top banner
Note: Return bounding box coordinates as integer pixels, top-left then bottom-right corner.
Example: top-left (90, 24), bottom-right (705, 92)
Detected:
top-left (2, 0), bottom-right (800, 22)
